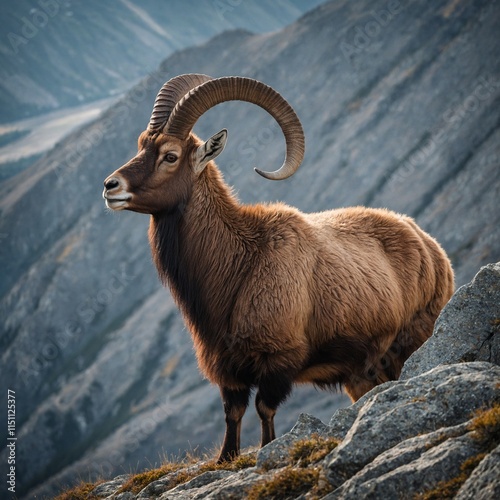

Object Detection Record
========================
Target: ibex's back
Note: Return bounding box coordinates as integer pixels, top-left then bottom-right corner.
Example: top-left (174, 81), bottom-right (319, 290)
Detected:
top-left (103, 74), bottom-right (454, 463)
top-left (292, 206), bottom-right (454, 399)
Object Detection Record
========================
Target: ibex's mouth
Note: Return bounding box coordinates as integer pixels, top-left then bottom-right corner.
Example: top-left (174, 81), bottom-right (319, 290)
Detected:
top-left (103, 190), bottom-right (131, 210)
top-left (105, 199), bottom-right (128, 210)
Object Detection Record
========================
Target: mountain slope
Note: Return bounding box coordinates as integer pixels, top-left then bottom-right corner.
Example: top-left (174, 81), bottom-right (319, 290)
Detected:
top-left (0, 0), bottom-right (499, 497)
top-left (0, 0), bottom-right (323, 123)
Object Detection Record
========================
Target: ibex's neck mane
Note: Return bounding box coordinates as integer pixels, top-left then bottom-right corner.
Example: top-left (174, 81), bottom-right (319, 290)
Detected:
top-left (148, 164), bottom-right (258, 345)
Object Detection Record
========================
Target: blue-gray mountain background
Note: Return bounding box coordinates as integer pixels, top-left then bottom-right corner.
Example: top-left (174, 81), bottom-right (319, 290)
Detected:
top-left (0, 0), bottom-right (499, 498)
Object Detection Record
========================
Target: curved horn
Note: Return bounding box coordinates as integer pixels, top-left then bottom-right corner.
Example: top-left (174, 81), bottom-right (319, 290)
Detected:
top-left (148, 73), bottom-right (213, 131)
top-left (163, 76), bottom-right (305, 180)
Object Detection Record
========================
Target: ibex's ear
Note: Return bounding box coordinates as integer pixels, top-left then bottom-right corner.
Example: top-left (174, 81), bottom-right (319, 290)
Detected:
top-left (193, 129), bottom-right (227, 174)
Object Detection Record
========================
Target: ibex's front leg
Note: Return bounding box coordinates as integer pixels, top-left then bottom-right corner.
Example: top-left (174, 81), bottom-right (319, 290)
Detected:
top-left (218, 386), bottom-right (250, 463)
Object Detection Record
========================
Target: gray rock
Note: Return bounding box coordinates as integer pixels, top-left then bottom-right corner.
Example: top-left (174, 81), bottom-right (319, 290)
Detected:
top-left (160, 470), bottom-right (233, 499)
top-left (326, 362), bottom-right (500, 488)
top-left (135, 463), bottom-right (204, 499)
top-left (110, 493), bottom-right (135, 500)
top-left (401, 262), bottom-right (500, 379)
top-left (325, 421), bottom-right (470, 499)
top-left (256, 413), bottom-right (331, 469)
top-left (161, 469), bottom-right (263, 500)
top-left (91, 363), bottom-right (499, 499)
top-left (328, 381), bottom-right (398, 438)
top-left (326, 432), bottom-right (483, 499)
top-left (456, 443), bottom-right (500, 500)
top-left (92, 475), bottom-right (130, 497)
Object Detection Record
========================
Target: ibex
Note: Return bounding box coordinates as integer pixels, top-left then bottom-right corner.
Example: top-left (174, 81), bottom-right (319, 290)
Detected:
top-left (103, 74), bottom-right (454, 462)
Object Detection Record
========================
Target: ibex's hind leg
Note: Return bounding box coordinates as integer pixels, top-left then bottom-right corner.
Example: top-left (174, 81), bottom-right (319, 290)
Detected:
top-left (382, 301), bottom-right (443, 381)
top-left (345, 259), bottom-right (453, 402)
top-left (345, 305), bottom-right (440, 402)
top-left (255, 374), bottom-right (292, 447)
top-left (344, 376), bottom-right (380, 402)
top-left (218, 386), bottom-right (250, 463)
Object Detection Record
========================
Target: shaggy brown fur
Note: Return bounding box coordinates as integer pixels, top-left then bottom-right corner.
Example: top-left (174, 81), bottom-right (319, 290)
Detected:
top-left (104, 130), bottom-right (454, 462)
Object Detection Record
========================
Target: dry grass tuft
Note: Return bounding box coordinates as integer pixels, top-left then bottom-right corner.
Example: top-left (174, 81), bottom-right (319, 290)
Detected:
top-left (289, 434), bottom-right (340, 467)
top-left (53, 480), bottom-right (104, 500)
top-left (118, 462), bottom-right (186, 494)
top-left (247, 467), bottom-right (320, 500)
top-left (245, 434), bottom-right (339, 499)
top-left (117, 449), bottom-right (257, 494)
top-left (468, 402), bottom-right (500, 446)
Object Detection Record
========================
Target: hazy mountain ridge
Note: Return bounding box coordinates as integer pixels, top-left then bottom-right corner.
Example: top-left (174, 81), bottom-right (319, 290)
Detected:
top-left (0, 0), bottom-right (499, 497)
top-left (0, 0), bottom-right (322, 123)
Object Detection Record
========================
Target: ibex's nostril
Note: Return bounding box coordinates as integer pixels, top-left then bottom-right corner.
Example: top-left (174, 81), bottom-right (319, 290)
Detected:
top-left (105, 178), bottom-right (120, 190)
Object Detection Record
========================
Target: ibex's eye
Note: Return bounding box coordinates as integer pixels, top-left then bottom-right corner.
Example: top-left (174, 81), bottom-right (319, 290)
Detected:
top-left (164, 153), bottom-right (178, 163)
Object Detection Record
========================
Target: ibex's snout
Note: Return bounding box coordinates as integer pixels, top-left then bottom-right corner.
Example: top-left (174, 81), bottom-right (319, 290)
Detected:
top-left (104, 177), bottom-right (120, 190)
top-left (103, 174), bottom-right (130, 210)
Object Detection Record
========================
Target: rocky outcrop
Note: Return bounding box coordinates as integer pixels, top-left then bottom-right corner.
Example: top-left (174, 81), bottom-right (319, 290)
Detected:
top-left (88, 361), bottom-right (500, 499)
top-left (324, 363), bottom-right (499, 499)
top-left (84, 262), bottom-right (500, 499)
top-left (401, 262), bottom-right (500, 378)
